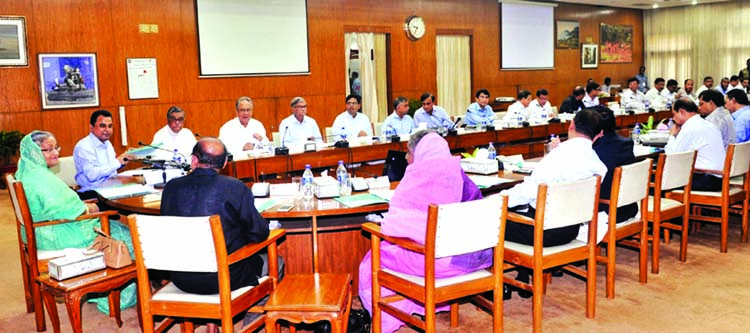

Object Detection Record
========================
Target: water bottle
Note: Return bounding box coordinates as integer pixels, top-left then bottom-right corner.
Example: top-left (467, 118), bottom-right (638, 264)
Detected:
top-left (667, 118), bottom-right (674, 129)
top-left (336, 161), bottom-right (351, 196)
top-left (487, 142), bottom-right (496, 160)
top-left (172, 149), bottom-right (181, 164)
top-left (516, 113), bottom-right (523, 128)
top-left (302, 164), bottom-right (314, 201)
top-left (632, 124), bottom-right (641, 144)
top-left (644, 99), bottom-right (650, 111)
top-left (541, 110), bottom-right (547, 122)
top-left (340, 127), bottom-right (347, 141)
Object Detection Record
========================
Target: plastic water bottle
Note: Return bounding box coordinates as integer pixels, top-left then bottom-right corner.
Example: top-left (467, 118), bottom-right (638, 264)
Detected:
top-left (302, 164), bottom-right (314, 201)
top-left (632, 124), bottom-right (641, 144)
top-left (336, 160), bottom-right (351, 196)
top-left (541, 110), bottom-right (548, 123)
top-left (644, 99), bottom-right (650, 111)
top-left (172, 149), bottom-right (181, 164)
top-left (550, 134), bottom-right (557, 141)
top-left (667, 118), bottom-right (674, 129)
top-left (487, 142), bottom-right (497, 160)
top-left (340, 127), bottom-right (347, 141)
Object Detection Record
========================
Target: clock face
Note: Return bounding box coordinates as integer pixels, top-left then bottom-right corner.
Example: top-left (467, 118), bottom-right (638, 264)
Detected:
top-left (405, 16), bottom-right (425, 41)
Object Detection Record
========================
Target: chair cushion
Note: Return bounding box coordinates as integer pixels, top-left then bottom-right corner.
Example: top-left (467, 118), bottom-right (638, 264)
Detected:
top-left (382, 268), bottom-right (492, 288)
top-left (505, 239), bottom-right (587, 256)
top-left (647, 196), bottom-right (683, 212)
top-left (671, 188), bottom-right (743, 198)
top-left (730, 176), bottom-right (744, 186)
top-left (151, 276), bottom-right (269, 304)
top-left (615, 216), bottom-right (642, 228)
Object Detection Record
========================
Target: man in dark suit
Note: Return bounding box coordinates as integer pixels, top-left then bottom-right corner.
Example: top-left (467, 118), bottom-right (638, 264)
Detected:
top-left (559, 86), bottom-right (586, 114)
top-left (591, 106), bottom-right (638, 222)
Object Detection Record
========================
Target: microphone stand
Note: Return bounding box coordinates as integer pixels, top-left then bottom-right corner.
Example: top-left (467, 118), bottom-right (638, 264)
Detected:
top-left (275, 126), bottom-right (289, 155)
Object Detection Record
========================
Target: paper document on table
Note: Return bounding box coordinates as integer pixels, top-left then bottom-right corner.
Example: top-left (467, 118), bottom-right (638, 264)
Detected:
top-left (369, 189), bottom-right (396, 202)
top-left (467, 175), bottom-right (515, 189)
top-left (254, 198), bottom-right (277, 213)
top-left (95, 184), bottom-right (156, 200)
top-left (126, 143), bottom-right (161, 157)
top-left (334, 193), bottom-right (388, 208)
top-left (141, 193), bottom-right (162, 203)
top-left (269, 183), bottom-right (298, 197)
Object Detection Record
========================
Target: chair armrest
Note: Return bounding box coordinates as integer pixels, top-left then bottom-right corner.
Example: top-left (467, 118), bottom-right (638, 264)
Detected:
top-left (228, 229), bottom-right (286, 265)
top-left (362, 222), bottom-right (425, 254)
top-left (694, 168), bottom-right (723, 176)
top-left (506, 212), bottom-right (535, 226)
top-left (33, 210), bottom-right (119, 237)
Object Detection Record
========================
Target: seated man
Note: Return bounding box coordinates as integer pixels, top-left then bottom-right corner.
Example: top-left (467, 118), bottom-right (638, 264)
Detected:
top-left (332, 94), bottom-right (372, 141)
top-left (729, 75), bottom-right (743, 91)
top-left (413, 92), bottom-right (453, 130)
top-left (503, 89), bottom-right (533, 122)
top-left (219, 96), bottom-right (269, 155)
top-left (601, 77), bottom-right (612, 94)
top-left (74, 109), bottom-right (132, 198)
top-left (676, 79), bottom-right (698, 104)
top-left (582, 82), bottom-right (600, 108)
top-left (279, 97), bottom-right (323, 147)
top-left (645, 77), bottom-right (671, 109)
top-left (666, 98), bottom-right (725, 191)
top-left (151, 106), bottom-right (197, 161)
top-left (464, 88), bottom-right (494, 126)
top-left (695, 76), bottom-right (714, 97)
top-left (666, 79), bottom-right (679, 104)
top-left (726, 89), bottom-right (750, 143)
top-left (559, 86), bottom-right (585, 114)
top-left (698, 89), bottom-right (736, 148)
top-left (529, 88), bottom-right (554, 119)
top-left (715, 77), bottom-right (730, 96)
top-left (621, 77), bottom-right (646, 110)
top-left (382, 96), bottom-right (415, 135)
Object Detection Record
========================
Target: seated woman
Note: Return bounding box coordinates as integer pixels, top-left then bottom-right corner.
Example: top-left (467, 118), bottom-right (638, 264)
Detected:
top-left (15, 130), bottom-right (136, 313)
top-left (358, 130), bottom-right (491, 333)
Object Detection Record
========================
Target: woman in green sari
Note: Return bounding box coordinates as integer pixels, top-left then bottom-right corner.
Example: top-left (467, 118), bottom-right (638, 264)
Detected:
top-left (15, 130), bottom-right (136, 313)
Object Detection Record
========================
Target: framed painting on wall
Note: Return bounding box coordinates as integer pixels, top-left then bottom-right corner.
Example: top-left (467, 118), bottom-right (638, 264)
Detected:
top-left (0, 16), bottom-right (28, 66)
top-left (38, 53), bottom-right (100, 109)
top-left (556, 20), bottom-right (579, 49)
top-left (581, 44), bottom-right (598, 69)
top-left (600, 23), bottom-right (633, 63)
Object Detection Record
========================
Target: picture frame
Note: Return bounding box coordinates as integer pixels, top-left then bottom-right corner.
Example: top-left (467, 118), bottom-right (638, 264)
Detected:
top-left (38, 53), bottom-right (100, 109)
top-left (556, 20), bottom-right (579, 49)
top-left (581, 44), bottom-right (598, 69)
top-left (0, 16), bottom-right (28, 66)
top-left (600, 23), bottom-right (633, 63)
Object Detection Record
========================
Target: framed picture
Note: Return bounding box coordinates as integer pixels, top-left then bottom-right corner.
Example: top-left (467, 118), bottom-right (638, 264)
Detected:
top-left (0, 16), bottom-right (28, 66)
top-left (600, 23), bottom-right (633, 63)
top-left (556, 20), bottom-right (579, 49)
top-left (581, 44), bottom-right (598, 69)
top-left (38, 53), bottom-right (100, 109)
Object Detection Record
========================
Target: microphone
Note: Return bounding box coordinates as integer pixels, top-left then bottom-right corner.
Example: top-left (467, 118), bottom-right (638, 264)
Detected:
top-left (137, 142), bottom-right (191, 171)
top-left (275, 126), bottom-right (289, 155)
top-left (194, 133), bottom-right (201, 138)
top-left (334, 127), bottom-right (349, 148)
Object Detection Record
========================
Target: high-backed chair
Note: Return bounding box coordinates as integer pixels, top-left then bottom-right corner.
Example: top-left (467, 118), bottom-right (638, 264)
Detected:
top-left (5, 174), bottom-right (129, 333)
top-left (504, 176), bottom-right (601, 333)
top-left (363, 195), bottom-right (507, 333)
top-left (646, 151), bottom-right (695, 274)
top-left (666, 142), bottom-right (750, 253)
top-left (374, 122), bottom-right (383, 137)
top-left (325, 127), bottom-right (334, 142)
top-left (272, 132), bottom-right (280, 147)
top-left (596, 159), bottom-right (651, 299)
top-left (127, 214), bottom-right (284, 333)
top-left (49, 156), bottom-right (78, 189)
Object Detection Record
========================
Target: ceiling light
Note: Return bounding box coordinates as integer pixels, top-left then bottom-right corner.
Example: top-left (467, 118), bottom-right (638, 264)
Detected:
top-left (652, 4), bottom-right (659, 8)
top-left (692, 0), bottom-right (698, 4)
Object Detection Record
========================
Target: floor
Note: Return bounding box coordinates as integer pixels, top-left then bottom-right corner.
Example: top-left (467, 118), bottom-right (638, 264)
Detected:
top-left (1, 190), bottom-right (749, 332)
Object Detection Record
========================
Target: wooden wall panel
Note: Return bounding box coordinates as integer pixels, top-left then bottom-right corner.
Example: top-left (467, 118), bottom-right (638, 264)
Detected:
top-left (1, 0), bottom-right (644, 156)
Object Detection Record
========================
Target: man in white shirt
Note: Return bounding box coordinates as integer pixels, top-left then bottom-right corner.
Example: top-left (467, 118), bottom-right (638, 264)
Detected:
top-left (697, 89), bottom-right (736, 148)
top-left (413, 93), bottom-right (453, 130)
top-left (715, 77), bottom-right (730, 95)
top-left (332, 94), bottom-right (372, 141)
top-left (382, 96), bottom-right (415, 135)
top-left (151, 106), bottom-right (197, 161)
top-left (676, 79), bottom-right (698, 104)
top-left (279, 97), bottom-right (323, 147)
top-left (621, 77), bottom-right (645, 110)
top-left (728, 75), bottom-right (743, 92)
top-left (529, 89), bottom-right (554, 120)
top-left (219, 96), bottom-right (269, 156)
top-left (582, 82), bottom-right (600, 108)
top-left (695, 76), bottom-right (714, 97)
top-left (645, 77), bottom-right (672, 109)
top-left (666, 98), bottom-right (725, 191)
top-left (503, 90), bottom-right (533, 122)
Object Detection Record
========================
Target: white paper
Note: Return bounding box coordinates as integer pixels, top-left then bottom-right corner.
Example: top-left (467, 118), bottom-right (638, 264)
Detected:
top-left (126, 58), bottom-right (159, 99)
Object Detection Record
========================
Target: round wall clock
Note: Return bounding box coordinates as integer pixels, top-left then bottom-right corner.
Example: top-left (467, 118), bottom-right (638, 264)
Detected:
top-left (404, 15), bottom-right (425, 41)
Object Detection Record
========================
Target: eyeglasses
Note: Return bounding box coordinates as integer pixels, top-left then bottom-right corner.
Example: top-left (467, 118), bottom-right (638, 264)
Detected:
top-left (237, 108), bottom-right (252, 113)
top-left (41, 146), bottom-right (62, 153)
top-left (294, 105), bottom-right (308, 109)
top-left (168, 117), bottom-right (185, 122)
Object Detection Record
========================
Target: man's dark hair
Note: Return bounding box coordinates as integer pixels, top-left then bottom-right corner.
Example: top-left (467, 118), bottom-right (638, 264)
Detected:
top-left (627, 77), bottom-right (639, 85)
top-left (667, 79), bottom-right (678, 88)
top-left (573, 87), bottom-right (586, 97)
top-left (654, 77), bottom-right (665, 85)
top-left (604, 77), bottom-right (612, 85)
top-left (684, 79), bottom-right (693, 85)
top-left (192, 137), bottom-right (228, 169)
top-left (345, 94), bottom-right (361, 104)
top-left (90, 109), bottom-right (112, 125)
top-left (699, 89), bottom-right (725, 107)
top-left (639, 66), bottom-right (646, 71)
top-left (351, 72), bottom-right (359, 79)
top-left (536, 89), bottom-right (548, 97)
top-left (573, 108), bottom-right (603, 139)
top-left (420, 92), bottom-right (435, 103)
top-left (167, 106), bottom-right (184, 118)
top-left (585, 82), bottom-right (600, 93)
top-left (393, 96), bottom-right (408, 110)
top-left (517, 89), bottom-right (531, 100)
top-left (475, 88), bottom-right (490, 98)
top-left (703, 76), bottom-right (713, 83)
top-left (727, 89), bottom-right (749, 105)
top-left (730, 75), bottom-right (739, 82)
top-left (589, 105), bottom-right (616, 134)
top-left (674, 98), bottom-right (698, 113)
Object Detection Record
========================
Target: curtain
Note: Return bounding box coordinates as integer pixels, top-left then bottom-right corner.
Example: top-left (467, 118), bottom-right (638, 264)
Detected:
top-left (645, 0), bottom-right (750, 85)
top-left (346, 33), bottom-right (379, 122)
top-left (374, 34), bottom-right (388, 122)
top-left (436, 35), bottom-right (471, 118)
top-left (344, 33), bottom-right (356, 96)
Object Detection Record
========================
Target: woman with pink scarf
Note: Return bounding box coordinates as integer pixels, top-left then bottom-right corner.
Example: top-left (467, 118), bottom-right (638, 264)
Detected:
top-left (358, 131), bottom-right (491, 333)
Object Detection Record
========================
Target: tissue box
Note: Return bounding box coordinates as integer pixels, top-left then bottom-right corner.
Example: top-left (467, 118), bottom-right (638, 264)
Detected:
top-left (314, 178), bottom-right (340, 199)
top-left (461, 158), bottom-right (499, 175)
top-left (49, 250), bottom-right (106, 281)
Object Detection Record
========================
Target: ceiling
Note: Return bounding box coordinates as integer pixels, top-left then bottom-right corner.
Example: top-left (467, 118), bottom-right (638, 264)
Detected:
top-left (554, 0), bottom-right (730, 10)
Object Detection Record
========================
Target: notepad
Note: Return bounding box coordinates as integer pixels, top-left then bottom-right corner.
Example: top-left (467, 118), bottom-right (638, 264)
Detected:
top-left (334, 194), bottom-right (388, 208)
top-left (467, 175), bottom-right (516, 189)
top-left (95, 184), bottom-right (156, 200)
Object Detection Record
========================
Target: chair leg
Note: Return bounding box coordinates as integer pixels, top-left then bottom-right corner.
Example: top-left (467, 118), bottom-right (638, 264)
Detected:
top-left (586, 257), bottom-right (596, 319)
top-left (721, 206), bottom-right (729, 253)
top-left (110, 290), bottom-right (123, 327)
top-left (639, 226), bottom-right (648, 284)
top-left (181, 320), bottom-right (195, 333)
top-left (651, 218), bottom-right (661, 274)
top-left (679, 214), bottom-right (689, 262)
top-left (450, 303), bottom-right (459, 328)
top-left (63, 293), bottom-right (84, 333)
top-left (31, 280), bottom-right (46, 332)
top-left (425, 299), bottom-right (437, 333)
top-left (742, 199), bottom-right (749, 242)
top-left (41, 288), bottom-right (60, 333)
top-left (606, 239), bottom-right (616, 299)
top-left (493, 286), bottom-right (503, 333)
top-left (20, 261), bottom-right (34, 313)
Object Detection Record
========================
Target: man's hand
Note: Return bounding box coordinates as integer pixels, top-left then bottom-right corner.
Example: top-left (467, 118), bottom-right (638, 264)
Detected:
top-left (117, 153), bottom-right (133, 165)
top-left (357, 130), bottom-right (368, 137)
top-left (243, 142), bottom-right (255, 151)
top-left (670, 123), bottom-right (681, 137)
top-left (252, 133), bottom-right (263, 141)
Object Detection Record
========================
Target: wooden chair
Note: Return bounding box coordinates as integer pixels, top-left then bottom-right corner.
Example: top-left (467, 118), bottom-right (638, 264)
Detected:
top-left (363, 195), bottom-right (508, 333)
top-left (666, 142), bottom-right (750, 253)
top-left (504, 176), bottom-right (601, 333)
top-left (5, 174), bottom-right (133, 333)
top-left (127, 214), bottom-right (284, 333)
top-left (596, 159), bottom-right (651, 299)
top-left (645, 151), bottom-right (695, 274)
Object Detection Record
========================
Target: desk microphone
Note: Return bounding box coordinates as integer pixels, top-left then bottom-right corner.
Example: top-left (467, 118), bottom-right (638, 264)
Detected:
top-left (137, 142), bottom-right (191, 171)
top-left (334, 128), bottom-right (349, 148)
top-left (275, 126), bottom-right (289, 155)
top-left (194, 133), bottom-right (201, 138)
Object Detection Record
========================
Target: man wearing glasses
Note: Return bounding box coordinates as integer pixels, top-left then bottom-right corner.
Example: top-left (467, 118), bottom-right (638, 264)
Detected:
top-left (219, 96), bottom-right (269, 155)
top-left (151, 105), bottom-right (197, 161)
top-left (413, 92), bottom-right (453, 130)
top-left (279, 97), bottom-right (323, 147)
